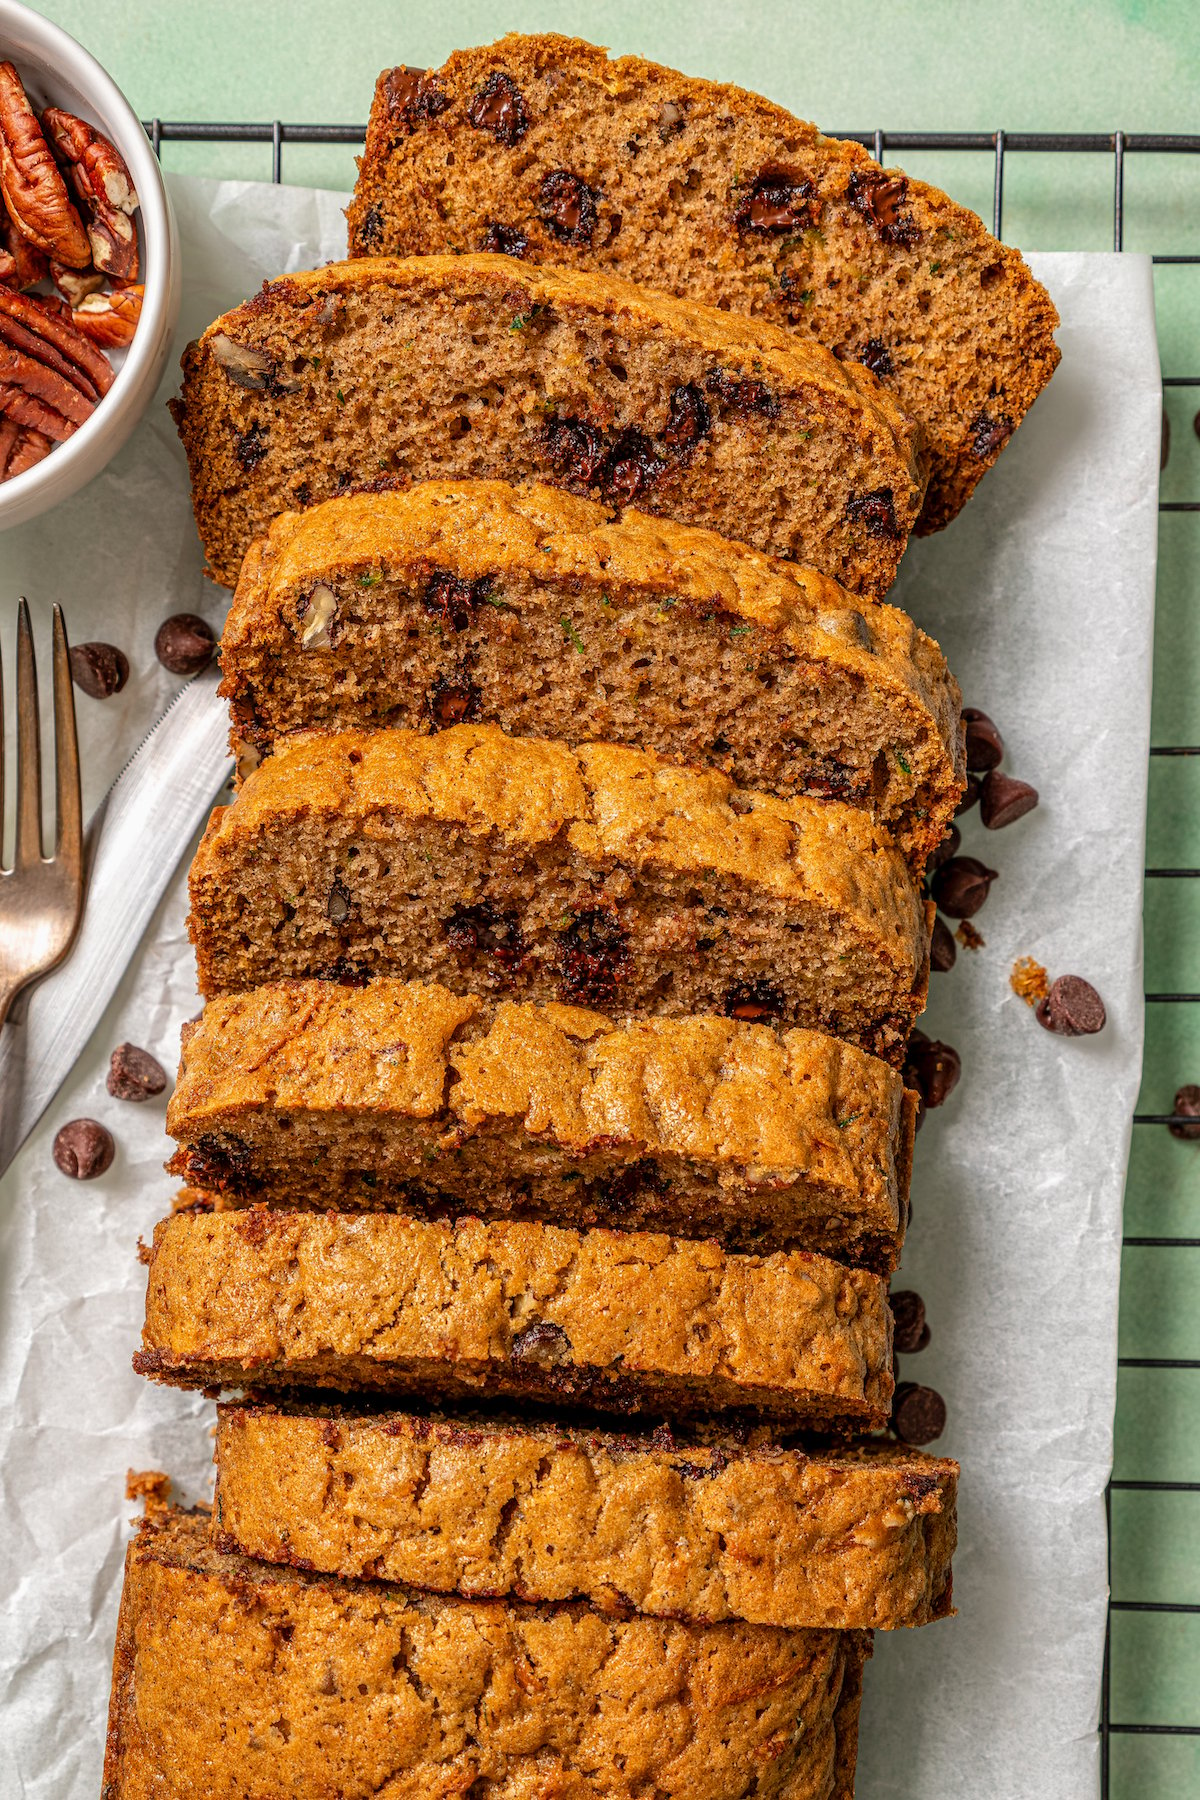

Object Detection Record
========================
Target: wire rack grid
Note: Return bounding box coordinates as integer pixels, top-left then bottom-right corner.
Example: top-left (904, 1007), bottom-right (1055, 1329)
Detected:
top-left (142, 118), bottom-right (1200, 1800)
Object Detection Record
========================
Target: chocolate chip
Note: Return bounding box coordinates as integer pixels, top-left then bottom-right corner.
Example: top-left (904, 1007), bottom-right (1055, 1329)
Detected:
top-left (962, 708), bottom-right (1004, 772)
top-left (600, 429), bottom-right (666, 505)
top-left (981, 770), bottom-right (1039, 829)
top-left (510, 1321), bottom-right (572, 1365)
top-left (930, 915), bottom-right (957, 973)
top-left (53, 1118), bottom-right (114, 1180)
top-left (931, 856), bottom-right (997, 919)
top-left (860, 336), bottom-right (894, 377)
top-left (1193, 409), bottom-right (1200, 443)
top-left (892, 1382), bottom-right (947, 1445)
top-left (444, 901), bottom-right (525, 971)
top-left (356, 203), bottom-right (383, 251)
top-left (724, 978), bottom-right (785, 1023)
top-left (846, 169), bottom-right (919, 245)
top-left (480, 221), bottom-right (529, 258)
top-left (1169, 1085), bottom-right (1200, 1142)
top-left (426, 672), bottom-right (482, 730)
top-left (385, 65), bottom-right (449, 129)
top-left (845, 487), bottom-right (901, 541)
top-left (69, 641), bottom-right (129, 699)
top-left (590, 1157), bottom-right (669, 1216)
top-left (538, 415), bottom-right (606, 487)
top-left (904, 1032), bottom-right (961, 1110)
top-left (1035, 975), bottom-right (1106, 1037)
top-left (422, 569), bottom-right (492, 632)
top-left (539, 170), bottom-right (599, 246)
top-left (661, 383), bottom-right (712, 450)
top-left (704, 367), bottom-right (780, 420)
top-left (802, 754), bottom-right (871, 802)
top-left (927, 824), bottom-right (960, 873)
top-left (155, 614), bottom-right (216, 677)
top-left (734, 167), bottom-right (819, 234)
top-left (327, 882), bottom-right (351, 924)
top-left (970, 410), bottom-right (1014, 459)
top-left (235, 425), bottom-right (267, 471)
top-left (106, 1044), bottom-right (167, 1102)
top-left (890, 1290), bottom-right (930, 1354)
top-left (557, 908), bottom-right (629, 1007)
top-left (955, 773), bottom-right (981, 816)
top-left (466, 71), bottom-right (530, 145)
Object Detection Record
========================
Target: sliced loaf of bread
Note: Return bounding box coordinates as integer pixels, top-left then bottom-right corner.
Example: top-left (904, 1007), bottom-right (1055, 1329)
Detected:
top-left (188, 723), bottom-right (931, 1063)
top-left (165, 978), bottom-right (916, 1268)
top-left (214, 1401), bottom-right (956, 1630)
top-left (220, 482), bottom-right (965, 867)
top-left (134, 1206), bottom-right (895, 1429)
top-left (170, 253), bottom-right (926, 594)
top-left (347, 32), bottom-right (1060, 529)
top-left (104, 1508), bottom-right (869, 1800)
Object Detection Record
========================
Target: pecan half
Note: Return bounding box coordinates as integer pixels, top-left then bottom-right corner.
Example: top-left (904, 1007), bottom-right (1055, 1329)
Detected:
top-left (0, 288), bottom-right (114, 396)
top-left (71, 283), bottom-right (141, 347)
top-left (0, 340), bottom-right (97, 426)
top-left (1, 211), bottom-right (48, 290)
top-left (0, 414), bottom-right (15, 474)
top-left (50, 259), bottom-right (104, 307)
top-left (0, 382), bottom-right (76, 442)
top-left (6, 424), bottom-right (52, 476)
top-left (0, 65), bottom-right (90, 266)
top-left (42, 108), bottom-right (140, 281)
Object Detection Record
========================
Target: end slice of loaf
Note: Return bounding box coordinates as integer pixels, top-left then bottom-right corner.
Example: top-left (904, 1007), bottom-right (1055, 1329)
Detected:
top-left (214, 1401), bottom-right (956, 1631)
top-left (221, 481), bottom-right (965, 867)
top-left (165, 978), bottom-right (916, 1268)
top-left (103, 1507), bottom-right (868, 1800)
top-left (134, 1207), bottom-right (895, 1429)
top-left (189, 723), bottom-right (932, 1064)
top-left (170, 252), bottom-right (926, 595)
top-left (347, 32), bottom-right (1060, 529)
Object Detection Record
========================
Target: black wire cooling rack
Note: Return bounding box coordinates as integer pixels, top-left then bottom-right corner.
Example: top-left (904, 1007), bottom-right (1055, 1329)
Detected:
top-left (143, 119), bottom-right (1200, 1798)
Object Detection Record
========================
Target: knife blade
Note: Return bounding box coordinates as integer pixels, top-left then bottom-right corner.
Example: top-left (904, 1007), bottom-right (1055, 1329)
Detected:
top-left (0, 667), bottom-right (231, 1175)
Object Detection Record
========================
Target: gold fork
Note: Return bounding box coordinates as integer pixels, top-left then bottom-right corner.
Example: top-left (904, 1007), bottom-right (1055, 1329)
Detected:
top-left (0, 601), bottom-right (83, 1030)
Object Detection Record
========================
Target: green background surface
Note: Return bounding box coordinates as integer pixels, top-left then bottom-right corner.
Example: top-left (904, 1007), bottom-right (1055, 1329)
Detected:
top-left (24, 1), bottom-right (1200, 1792)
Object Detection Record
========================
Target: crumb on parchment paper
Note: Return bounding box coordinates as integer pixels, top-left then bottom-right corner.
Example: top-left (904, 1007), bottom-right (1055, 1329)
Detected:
top-left (956, 921), bottom-right (986, 951)
top-left (126, 1469), bottom-right (171, 1516)
top-left (1011, 956), bottom-right (1050, 1006)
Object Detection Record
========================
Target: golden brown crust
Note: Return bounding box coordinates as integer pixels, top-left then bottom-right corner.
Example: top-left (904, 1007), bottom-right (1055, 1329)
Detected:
top-left (219, 483), bottom-right (964, 866)
top-left (214, 1401), bottom-right (956, 1630)
top-left (347, 33), bottom-right (1060, 528)
top-left (171, 253), bottom-right (926, 594)
top-left (102, 1507), bottom-right (869, 1800)
top-left (134, 1207), bottom-right (895, 1429)
top-left (188, 721), bottom-right (932, 1059)
top-left (165, 977), bottom-right (916, 1268)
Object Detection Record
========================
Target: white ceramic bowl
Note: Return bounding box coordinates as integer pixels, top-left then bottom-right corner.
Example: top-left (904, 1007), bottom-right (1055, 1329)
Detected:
top-left (0, 0), bottom-right (180, 528)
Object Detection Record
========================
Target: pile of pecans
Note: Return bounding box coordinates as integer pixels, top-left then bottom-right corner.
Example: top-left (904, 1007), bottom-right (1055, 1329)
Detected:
top-left (0, 60), bottom-right (142, 484)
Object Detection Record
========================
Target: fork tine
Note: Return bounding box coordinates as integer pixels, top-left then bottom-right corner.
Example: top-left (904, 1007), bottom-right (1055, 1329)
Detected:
top-left (14, 598), bottom-right (42, 869)
top-left (51, 605), bottom-right (82, 881)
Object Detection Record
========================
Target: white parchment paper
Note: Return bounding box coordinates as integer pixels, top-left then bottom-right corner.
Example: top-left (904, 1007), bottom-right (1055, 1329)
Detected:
top-left (0, 175), bottom-right (1161, 1800)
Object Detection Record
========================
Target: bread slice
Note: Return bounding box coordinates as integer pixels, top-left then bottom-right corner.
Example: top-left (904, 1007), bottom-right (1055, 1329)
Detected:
top-left (347, 33), bottom-right (1060, 530)
top-left (188, 723), bottom-right (932, 1063)
top-left (165, 978), bottom-right (916, 1268)
top-left (220, 483), bottom-right (964, 867)
top-left (134, 1207), bottom-right (895, 1429)
top-left (170, 253), bottom-right (927, 595)
top-left (103, 1507), bottom-right (869, 1800)
top-left (214, 1401), bottom-right (956, 1630)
